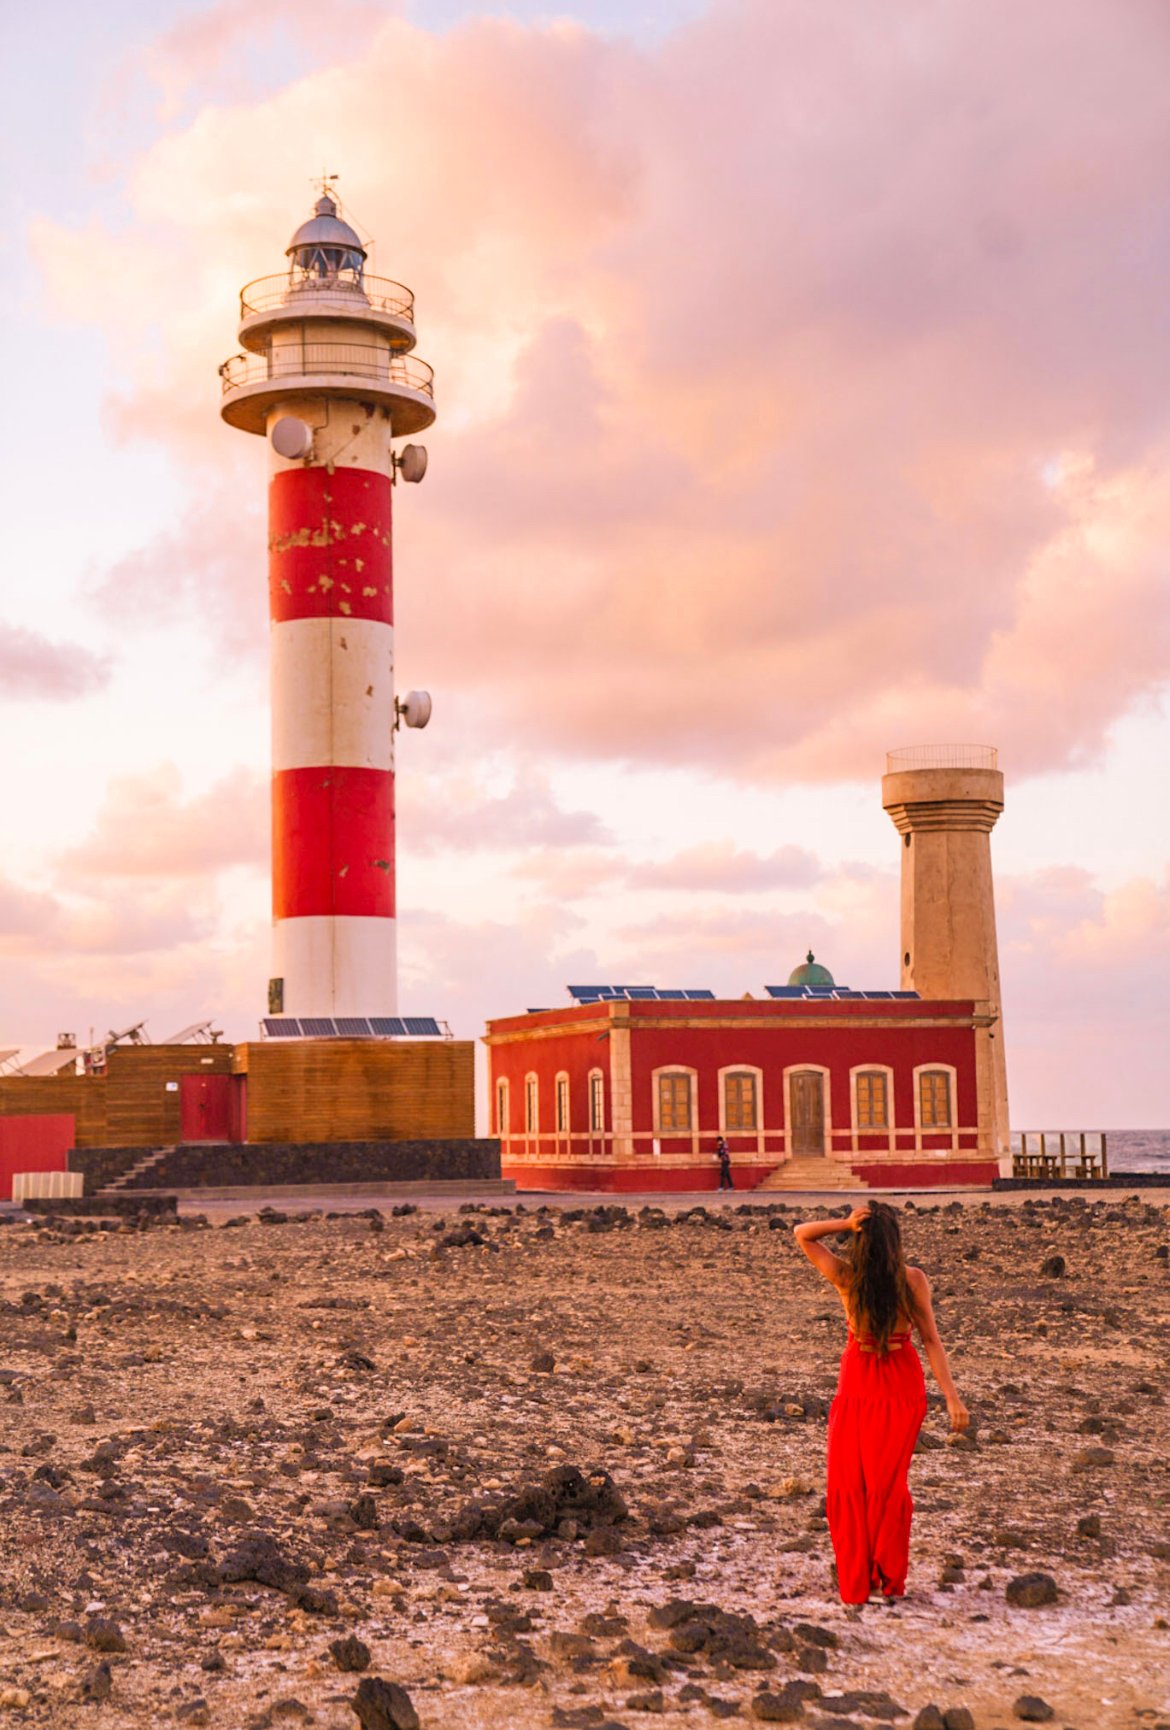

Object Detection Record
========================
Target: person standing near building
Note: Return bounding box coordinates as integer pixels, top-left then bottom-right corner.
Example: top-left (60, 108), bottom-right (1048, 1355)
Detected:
top-left (715, 1136), bottom-right (734, 1190)
top-left (793, 1201), bottom-right (968, 1603)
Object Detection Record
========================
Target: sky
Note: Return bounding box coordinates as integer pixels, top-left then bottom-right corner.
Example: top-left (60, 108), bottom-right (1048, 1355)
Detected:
top-left (1, 0), bottom-right (1168, 1127)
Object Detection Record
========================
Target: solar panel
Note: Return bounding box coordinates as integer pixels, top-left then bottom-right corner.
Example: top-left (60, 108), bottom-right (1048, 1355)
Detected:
top-left (262, 1017), bottom-right (301, 1037)
top-left (891, 990), bottom-right (921, 999)
top-left (335, 1017), bottom-right (372, 1036)
top-left (683, 989), bottom-right (716, 1000)
top-left (404, 1016), bottom-right (441, 1036)
top-left (655, 989), bottom-right (687, 1000)
top-left (19, 1048), bottom-right (81, 1076)
top-left (300, 1017), bottom-right (338, 1037)
top-left (568, 986), bottom-right (606, 1001)
top-left (626, 987), bottom-right (657, 1000)
top-left (369, 1017), bottom-right (406, 1036)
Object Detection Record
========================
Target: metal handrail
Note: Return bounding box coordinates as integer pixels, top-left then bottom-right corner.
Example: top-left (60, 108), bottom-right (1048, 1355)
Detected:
top-left (219, 346), bottom-right (434, 398)
top-left (886, 744), bottom-right (998, 772)
top-left (240, 272), bottom-right (415, 323)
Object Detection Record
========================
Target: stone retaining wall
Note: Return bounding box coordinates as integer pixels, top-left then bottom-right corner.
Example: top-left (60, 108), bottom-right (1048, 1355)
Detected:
top-left (69, 1138), bottom-right (500, 1193)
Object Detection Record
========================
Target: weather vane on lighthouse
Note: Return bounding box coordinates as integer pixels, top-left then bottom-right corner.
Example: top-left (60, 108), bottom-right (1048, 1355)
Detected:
top-left (219, 183), bottom-right (436, 1021)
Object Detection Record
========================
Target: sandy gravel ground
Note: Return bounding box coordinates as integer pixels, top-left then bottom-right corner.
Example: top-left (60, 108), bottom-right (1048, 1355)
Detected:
top-left (0, 1192), bottom-right (1167, 1730)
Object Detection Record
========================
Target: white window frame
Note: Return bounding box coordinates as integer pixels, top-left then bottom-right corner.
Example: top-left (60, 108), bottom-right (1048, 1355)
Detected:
top-left (717, 1063), bottom-right (764, 1156)
top-left (913, 1062), bottom-right (958, 1151)
top-left (555, 1070), bottom-right (571, 1140)
top-left (524, 1072), bottom-right (539, 1138)
top-left (495, 1076), bottom-right (510, 1141)
top-left (588, 1067), bottom-right (606, 1137)
top-left (849, 1063), bottom-right (895, 1155)
top-left (652, 1065), bottom-right (699, 1154)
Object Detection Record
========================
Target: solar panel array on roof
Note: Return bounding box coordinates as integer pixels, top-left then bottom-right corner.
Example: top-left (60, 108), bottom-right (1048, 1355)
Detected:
top-left (567, 985), bottom-right (718, 1003)
top-left (259, 1016), bottom-right (444, 1039)
top-left (763, 986), bottom-right (920, 1001)
top-left (19, 1048), bottom-right (82, 1076)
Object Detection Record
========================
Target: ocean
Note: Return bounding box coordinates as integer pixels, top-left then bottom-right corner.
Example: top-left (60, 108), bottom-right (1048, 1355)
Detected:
top-left (1104, 1129), bottom-right (1170, 1175)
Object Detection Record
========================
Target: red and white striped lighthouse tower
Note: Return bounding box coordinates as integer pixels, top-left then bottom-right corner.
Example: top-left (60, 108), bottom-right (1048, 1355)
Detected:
top-left (220, 187), bottom-right (435, 1018)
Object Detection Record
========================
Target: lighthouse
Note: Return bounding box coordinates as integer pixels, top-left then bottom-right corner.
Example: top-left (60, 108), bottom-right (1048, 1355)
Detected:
top-left (220, 186), bottom-right (435, 1020)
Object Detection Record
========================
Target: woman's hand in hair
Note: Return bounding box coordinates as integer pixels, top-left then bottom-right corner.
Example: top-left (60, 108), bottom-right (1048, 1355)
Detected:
top-left (845, 1206), bottom-right (871, 1234)
top-left (947, 1395), bottom-right (970, 1433)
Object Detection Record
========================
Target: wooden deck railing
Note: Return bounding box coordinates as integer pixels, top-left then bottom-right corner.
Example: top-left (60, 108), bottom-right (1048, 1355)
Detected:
top-left (1011, 1131), bottom-right (1108, 1181)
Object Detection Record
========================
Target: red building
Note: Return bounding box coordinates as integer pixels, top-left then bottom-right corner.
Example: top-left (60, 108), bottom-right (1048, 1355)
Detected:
top-left (485, 973), bottom-right (1004, 1192)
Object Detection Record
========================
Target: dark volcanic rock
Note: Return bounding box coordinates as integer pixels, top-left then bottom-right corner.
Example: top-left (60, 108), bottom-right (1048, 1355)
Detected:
top-left (351, 1676), bottom-right (420, 1730)
top-left (912, 1711), bottom-right (945, 1730)
top-left (1013, 1698), bottom-right (1055, 1723)
top-left (217, 1531), bottom-right (311, 1595)
top-left (1005, 1572), bottom-right (1058, 1608)
top-left (82, 1660), bottom-right (113, 1702)
top-left (331, 1634), bottom-right (372, 1672)
top-left (1039, 1255), bottom-right (1066, 1278)
top-left (84, 1617), bottom-right (127, 1653)
top-left (942, 1711), bottom-right (975, 1730)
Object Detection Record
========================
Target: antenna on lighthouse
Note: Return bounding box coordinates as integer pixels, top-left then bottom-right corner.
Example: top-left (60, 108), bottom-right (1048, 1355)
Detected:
top-left (393, 444), bottom-right (428, 484)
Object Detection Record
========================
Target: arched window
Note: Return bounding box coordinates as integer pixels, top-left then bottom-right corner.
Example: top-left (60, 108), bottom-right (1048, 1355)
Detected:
top-left (723, 1069), bottom-right (758, 1132)
top-left (854, 1069), bottom-right (891, 1131)
top-left (495, 1077), bottom-right (509, 1137)
top-left (588, 1070), bottom-right (605, 1133)
top-left (525, 1074), bottom-right (539, 1135)
top-left (656, 1071), bottom-right (693, 1133)
top-left (555, 1073), bottom-right (570, 1134)
top-left (918, 1069), bottom-right (952, 1129)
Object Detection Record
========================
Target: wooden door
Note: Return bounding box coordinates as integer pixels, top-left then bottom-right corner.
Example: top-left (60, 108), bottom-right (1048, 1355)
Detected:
top-left (790, 1071), bottom-right (825, 1155)
top-left (180, 1074), bottom-right (233, 1143)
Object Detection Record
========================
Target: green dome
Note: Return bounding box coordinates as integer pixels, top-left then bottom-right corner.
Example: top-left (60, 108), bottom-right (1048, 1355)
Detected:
top-left (788, 950), bottom-right (835, 989)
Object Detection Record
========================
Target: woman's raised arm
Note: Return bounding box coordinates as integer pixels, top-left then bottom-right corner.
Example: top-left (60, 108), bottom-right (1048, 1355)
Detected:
top-left (792, 1207), bottom-right (868, 1287)
top-left (906, 1267), bottom-right (969, 1432)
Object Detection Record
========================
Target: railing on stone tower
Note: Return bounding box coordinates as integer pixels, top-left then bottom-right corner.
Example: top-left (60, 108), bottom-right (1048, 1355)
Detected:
top-left (886, 745), bottom-right (999, 772)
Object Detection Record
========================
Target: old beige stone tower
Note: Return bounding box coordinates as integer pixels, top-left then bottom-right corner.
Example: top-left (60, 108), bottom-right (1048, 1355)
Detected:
top-left (881, 746), bottom-right (1010, 1168)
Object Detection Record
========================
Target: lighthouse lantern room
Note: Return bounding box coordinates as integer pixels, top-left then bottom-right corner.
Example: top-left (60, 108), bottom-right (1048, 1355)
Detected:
top-left (220, 187), bottom-right (436, 1020)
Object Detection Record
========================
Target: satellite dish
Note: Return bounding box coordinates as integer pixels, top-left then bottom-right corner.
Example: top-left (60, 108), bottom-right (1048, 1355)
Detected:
top-left (399, 690), bottom-right (432, 730)
top-left (397, 443), bottom-right (428, 484)
top-left (270, 416), bottom-right (314, 460)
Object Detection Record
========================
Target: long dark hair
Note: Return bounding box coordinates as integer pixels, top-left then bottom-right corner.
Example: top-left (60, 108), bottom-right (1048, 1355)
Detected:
top-left (846, 1202), bottom-right (917, 1352)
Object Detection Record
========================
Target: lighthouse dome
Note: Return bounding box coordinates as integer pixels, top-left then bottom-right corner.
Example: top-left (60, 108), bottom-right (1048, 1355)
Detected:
top-left (286, 194), bottom-right (366, 282)
top-left (788, 950), bottom-right (835, 989)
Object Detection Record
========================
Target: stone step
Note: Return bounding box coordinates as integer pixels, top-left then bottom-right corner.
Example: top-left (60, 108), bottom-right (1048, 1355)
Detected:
top-left (97, 1147), bottom-right (174, 1196)
top-left (758, 1158), bottom-right (861, 1191)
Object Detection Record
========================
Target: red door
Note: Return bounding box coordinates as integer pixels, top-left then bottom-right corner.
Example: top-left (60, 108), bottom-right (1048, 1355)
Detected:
top-left (180, 1074), bottom-right (233, 1143)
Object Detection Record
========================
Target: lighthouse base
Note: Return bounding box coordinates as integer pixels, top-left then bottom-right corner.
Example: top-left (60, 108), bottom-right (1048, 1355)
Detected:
top-left (272, 918), bottom-right (398, 1019)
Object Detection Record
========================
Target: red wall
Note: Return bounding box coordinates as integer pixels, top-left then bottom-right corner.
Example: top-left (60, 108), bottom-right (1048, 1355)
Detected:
top-left (0, 1115), bottom-right (74, 1202)
top-left (491, 1025), bottom-right (612, 1142)
top-left (490, 997), bottom-right (985, 1186)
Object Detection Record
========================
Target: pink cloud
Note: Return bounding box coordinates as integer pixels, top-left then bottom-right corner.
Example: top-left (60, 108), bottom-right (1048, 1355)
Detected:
top-left (399, 765), bottom-right (611, 855)
top-left (35, 3), bottom-right (1170, 781)
top-left (628, 841), bottom-right (822, 893)
top-left (0, 625), bottom-right (109, 701)
top-left (56, 765), bottom-right (268, 879)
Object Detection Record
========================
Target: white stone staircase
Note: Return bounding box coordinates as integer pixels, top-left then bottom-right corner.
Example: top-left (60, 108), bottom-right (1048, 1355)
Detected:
top-left (96, 1147), bottom-right (176, 1196)
top-left (758, 1156), bottom-right (862, 1192)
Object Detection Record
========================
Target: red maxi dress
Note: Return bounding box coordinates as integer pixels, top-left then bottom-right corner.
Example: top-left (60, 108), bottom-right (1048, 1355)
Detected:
top-left (826, 1326), bottom-right (928, 1603)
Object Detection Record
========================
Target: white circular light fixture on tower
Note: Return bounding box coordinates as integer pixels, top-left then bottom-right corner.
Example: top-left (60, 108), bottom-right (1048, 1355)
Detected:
top-left (396, 444), bottom-right (428, 484)
top-left (397, 690), bottom-right (432, 730)
top-left (270, 416), bottom-right (314, 460)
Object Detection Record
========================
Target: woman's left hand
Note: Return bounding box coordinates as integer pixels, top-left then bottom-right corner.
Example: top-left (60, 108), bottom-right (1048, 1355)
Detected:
top-left (845, 1205), bottom-right (871, 1234)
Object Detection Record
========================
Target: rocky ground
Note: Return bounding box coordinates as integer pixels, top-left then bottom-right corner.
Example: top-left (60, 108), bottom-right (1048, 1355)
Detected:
top-left (0, 1193), bottom-right (1167, 1730)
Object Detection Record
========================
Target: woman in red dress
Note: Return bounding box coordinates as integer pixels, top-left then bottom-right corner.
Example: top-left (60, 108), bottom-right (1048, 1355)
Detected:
top-left (794, 1201), bottom-right (969, 1604)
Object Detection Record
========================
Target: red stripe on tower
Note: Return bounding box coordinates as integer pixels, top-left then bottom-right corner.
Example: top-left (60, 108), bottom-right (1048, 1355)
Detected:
top-left (272, 766), bottom-right (395, 920)
top-left (269, 467), bottom-right (393, 625)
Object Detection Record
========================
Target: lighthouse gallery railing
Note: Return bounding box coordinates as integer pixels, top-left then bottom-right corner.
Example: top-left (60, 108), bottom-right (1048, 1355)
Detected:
top-left (239, 273), bottom-right (415, 324)
top-left (219, 345), bottom-right (434, 398)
